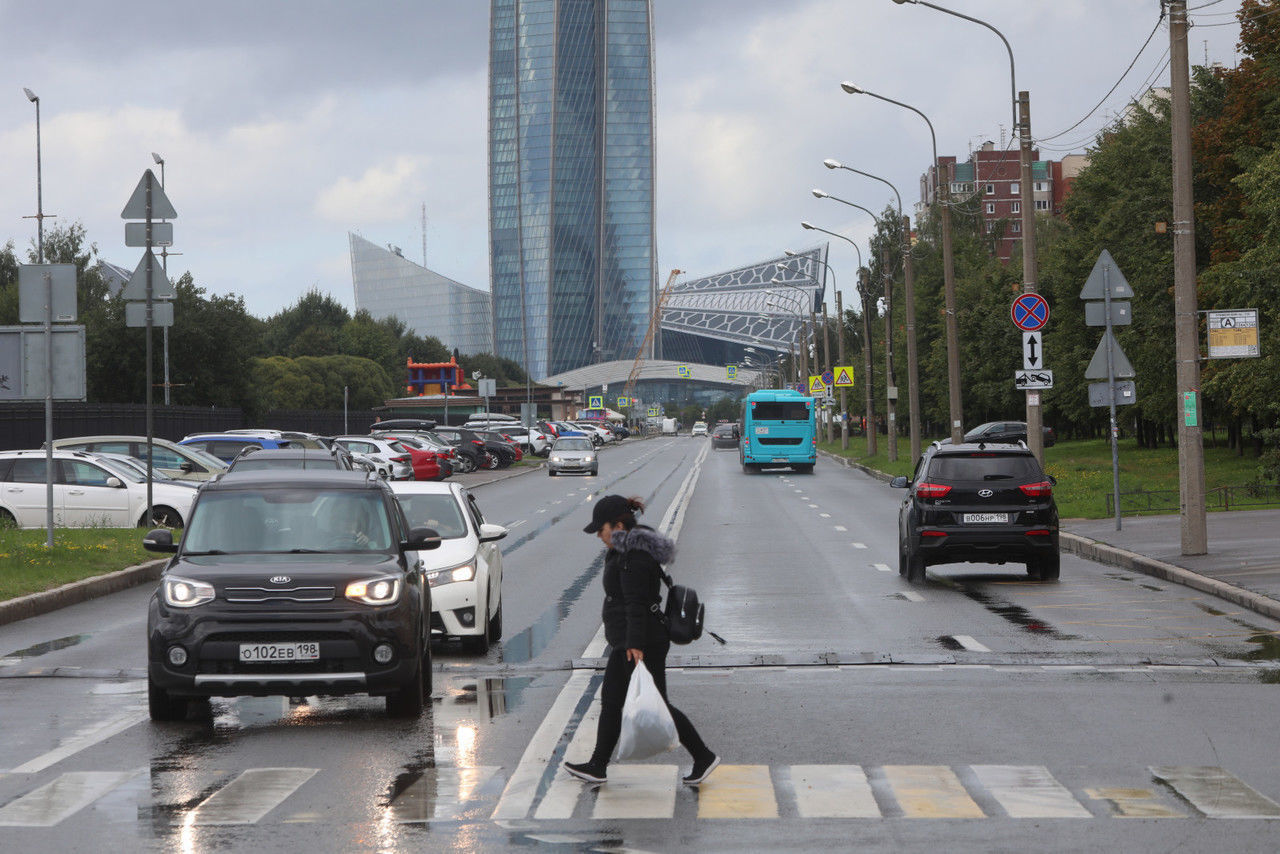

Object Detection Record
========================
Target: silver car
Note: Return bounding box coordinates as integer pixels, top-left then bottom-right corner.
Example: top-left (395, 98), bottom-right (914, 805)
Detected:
top-left (547, 437), bottom-right (597, 476)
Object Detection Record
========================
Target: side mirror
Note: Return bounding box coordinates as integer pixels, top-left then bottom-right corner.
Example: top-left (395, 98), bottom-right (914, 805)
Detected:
top-left (106, 476), bottom-right (123, 488)
top-left (478, 522), bottom-right (508, 543)
top-left (403, 526), bottom-right (442, 552)
top-left (890, 476), bottom-right (909, 489)
top-left (1048, 474), bottom-right (1058, 486)
top-left (180, 461), bottom-right (195, 473)
top-left (143, 528), bottom-right (178, 553)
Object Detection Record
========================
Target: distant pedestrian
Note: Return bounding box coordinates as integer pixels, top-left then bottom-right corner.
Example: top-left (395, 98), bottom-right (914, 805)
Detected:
top-left (563, 494), bottom-right (719, 786)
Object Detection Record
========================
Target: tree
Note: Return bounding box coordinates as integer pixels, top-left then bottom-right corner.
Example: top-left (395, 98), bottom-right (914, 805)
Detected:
top-left (250, 354), bottom-right (393, 413)
top-left (261, 289), bottom-right (351, 357)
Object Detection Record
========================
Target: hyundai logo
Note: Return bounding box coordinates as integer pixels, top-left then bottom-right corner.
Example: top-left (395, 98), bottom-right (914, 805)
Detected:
top-left (269, 576), bottom-right (292, 584)
top-left (978, 489), bottom-right (994, 498)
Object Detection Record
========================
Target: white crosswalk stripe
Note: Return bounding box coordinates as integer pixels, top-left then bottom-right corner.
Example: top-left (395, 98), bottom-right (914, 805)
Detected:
top-left (186, 768), bottom-right (318, 825)
top-left (971, 765), bottom-right (1092, 818)
top-left (790, 765), bottom-right (879, 818)
top-left (0, 770), bottom-right (139, 827)
top-left (1150, 766), bottom-right (1280, 819)
top-left (388, 767), bottom-right (502, 823)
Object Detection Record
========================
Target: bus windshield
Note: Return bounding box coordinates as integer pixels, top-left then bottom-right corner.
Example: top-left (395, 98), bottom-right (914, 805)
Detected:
top-left (751, 401), bottom-right (811, 422)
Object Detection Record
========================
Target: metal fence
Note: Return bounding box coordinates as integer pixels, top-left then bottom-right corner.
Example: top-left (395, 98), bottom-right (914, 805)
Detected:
top-left (0, 403), bottom-right (384, 450)
top-left (1105, 484), bottom-right (1280, 515)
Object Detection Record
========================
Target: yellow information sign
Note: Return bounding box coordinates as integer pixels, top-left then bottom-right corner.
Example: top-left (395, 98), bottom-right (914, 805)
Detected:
top-left (807, 375), bottom-right (827, 395)
top-left (833, 366), bottom-right (855, 387)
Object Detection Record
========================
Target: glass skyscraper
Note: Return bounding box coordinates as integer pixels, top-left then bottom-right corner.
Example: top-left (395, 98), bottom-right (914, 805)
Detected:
top-left (489, 0), bottom-right (657, 381)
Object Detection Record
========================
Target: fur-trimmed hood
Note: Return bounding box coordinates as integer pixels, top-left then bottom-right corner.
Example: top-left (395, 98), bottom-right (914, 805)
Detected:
top-left (609, 525), bottom-right (676, 563)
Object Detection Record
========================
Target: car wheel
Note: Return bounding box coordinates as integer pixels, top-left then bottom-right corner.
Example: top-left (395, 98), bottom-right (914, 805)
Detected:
top-left (548, 469), bottom-right (557, 477)
top-left (148, 677), bottom-right (189, 722)
top-left (488, 604), bottom-right (502, 641)
top-left (0, 509), bottom-right (16, 529)
top-left (898, 542), bottom-right (909, 577)
top-left (142, 505), bottom-right (183, 528)
top-left (590, 467), bottom-right (598, 475)
top-left (458, 455), bottom-right (477, 473)
top-left (1036, 552), bottom-right (1061, 581)
top-left (386, 645), bottom-right (426, 718)
top-left (905, 545), bottom-right (926, 584)
top-left (795, 464), bottom-right (815, 474)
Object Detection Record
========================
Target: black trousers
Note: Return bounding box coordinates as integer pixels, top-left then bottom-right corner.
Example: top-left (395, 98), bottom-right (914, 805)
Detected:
top-left (590, 639), bottom-right (710, 765)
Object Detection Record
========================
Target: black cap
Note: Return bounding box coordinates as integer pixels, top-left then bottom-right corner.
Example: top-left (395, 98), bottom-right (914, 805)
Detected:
top-left (584, 494), bottom-right (631, 533)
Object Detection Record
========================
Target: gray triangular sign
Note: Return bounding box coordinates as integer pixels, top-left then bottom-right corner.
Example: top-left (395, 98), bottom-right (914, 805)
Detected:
top-left (121, 249), bottom-right (175, 300)
top-left (1079, 249), bottom-right (1133, 300)
top-left (1084, 329), bottom-right (1135, 379)
top-left (120, 169), bottom-right (178, 220)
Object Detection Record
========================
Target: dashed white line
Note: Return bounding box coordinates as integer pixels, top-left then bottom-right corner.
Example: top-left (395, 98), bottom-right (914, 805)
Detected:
top-left (819, 513), bottom-right (831, 518)
top-left (900, 591), bottom-right (925, 602)
top-left (807, 504), bottom-right (818, 509)
top-left (951, 635), bottom-right (991, 652)
top-left (873, 563), bottom-right (893, 573)
top-left (850, 540), bottom-right (865, 547)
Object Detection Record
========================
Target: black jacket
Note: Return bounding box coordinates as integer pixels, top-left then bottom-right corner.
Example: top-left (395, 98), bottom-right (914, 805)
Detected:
top-left (601, 525), bottom-right (675, 649)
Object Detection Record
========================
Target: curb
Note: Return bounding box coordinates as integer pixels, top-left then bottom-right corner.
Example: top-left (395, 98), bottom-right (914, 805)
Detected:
top-left (0, 559), bottom-right (167, 628)
top-left (818, 448), bottom-right (893, 483)
top-left (1059, 532), bottom-right (1280, 622)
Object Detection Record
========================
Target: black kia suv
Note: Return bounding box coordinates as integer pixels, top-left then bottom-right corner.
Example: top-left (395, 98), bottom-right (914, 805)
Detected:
top-left (891, 441), bottom-right (1059, 584)
top-left (143, 469), bottom-right (441, 720)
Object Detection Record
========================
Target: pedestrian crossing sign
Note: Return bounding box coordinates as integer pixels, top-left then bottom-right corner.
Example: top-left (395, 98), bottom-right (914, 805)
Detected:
top-left (647, 407), bottom-right (658, 416)
top-left (726, 365), bottom-right (738, 380)
top-left (588, 395), bottom-right (603, 409)
top-left (833, 366), bottom-right (855, 387)
top-left (617, 397), bottom-right (628, 408)
top-left (807, 375), bottom-right (827, 395)
top-left (677, 365), bottom-right (691, 378)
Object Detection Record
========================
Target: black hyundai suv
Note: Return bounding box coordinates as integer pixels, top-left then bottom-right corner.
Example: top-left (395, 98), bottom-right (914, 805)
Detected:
top-left (143, 470), bottom-right (441, 721)
top-left (891, 441), bottom-right (1059, 584)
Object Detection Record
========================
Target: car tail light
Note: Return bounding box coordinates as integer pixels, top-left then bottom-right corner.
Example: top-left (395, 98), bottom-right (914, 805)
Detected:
top-left (921, 530), bottom-right (947, 537)
top-left (914, 482), bottom-right (952, 499)
top-left (1019, 481), bottom-right (1053, 498)
top-left (1024, 529), bottom-right (1052, 536)
top-left (391, 455), bottom-right (410, 463)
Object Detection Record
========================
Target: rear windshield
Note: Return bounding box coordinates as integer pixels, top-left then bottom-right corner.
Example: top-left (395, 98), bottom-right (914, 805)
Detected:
top-left (231, 458), bottom-right (336, 471)
top-left (750, 402), bottom-right (810, 422)
top-left (929, 454), bottom-right (1041, 481)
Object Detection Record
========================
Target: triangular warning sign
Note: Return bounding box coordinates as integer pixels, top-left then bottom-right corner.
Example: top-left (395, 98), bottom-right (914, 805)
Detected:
top-left (1079, 249), bottom-right (1132, 300)
top-left (1084, 329), bottom-right (1135, 379)
top-left (808, 375), bottom-right (827, 395)
top-left (121, 249), bottom-right (175, 300)
top-left (833, 366), bottom-right (855, 387)
top-left (121, 169), bottom-right (178, 220)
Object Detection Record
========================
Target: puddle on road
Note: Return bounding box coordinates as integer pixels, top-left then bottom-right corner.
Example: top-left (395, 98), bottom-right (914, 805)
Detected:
top-left (936, 636), bottom-right (965, 651)
top-left (439, 676), bottom-right (532, 719)
top-left (958, 586), bottom-right (1080, 640)
top-left (1195, 603), bottom-right (1228, 617)
top-left (501, 552), bottom-right (605, 664)
top-left (1244, 633), bottom-right (1280, 662)
top-left (0, 633), bottom-right (91, 662)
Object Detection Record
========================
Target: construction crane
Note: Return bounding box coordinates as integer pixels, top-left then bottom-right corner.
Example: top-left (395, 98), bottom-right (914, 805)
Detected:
top-left (621, 268), bottom-right (682, 417)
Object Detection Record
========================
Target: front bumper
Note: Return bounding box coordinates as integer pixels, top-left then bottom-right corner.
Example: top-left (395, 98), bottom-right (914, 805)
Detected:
top-left (430, 581), bottom-right (482, 637)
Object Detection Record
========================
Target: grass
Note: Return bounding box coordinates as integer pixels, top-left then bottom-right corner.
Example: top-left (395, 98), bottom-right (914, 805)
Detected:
top-left (0, 527), bottom-right (154, 601)
top-left (819, 434), bottom-right (1278, 520)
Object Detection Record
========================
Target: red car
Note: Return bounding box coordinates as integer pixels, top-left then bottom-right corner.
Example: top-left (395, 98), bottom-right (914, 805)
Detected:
top-left (381, 434), bottom-right (446, 481)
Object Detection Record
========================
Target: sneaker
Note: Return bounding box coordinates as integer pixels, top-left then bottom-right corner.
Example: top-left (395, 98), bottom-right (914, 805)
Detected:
top-left (563, 760), bottom-right (607, 784)
top-left (682, 753), bottom-right (720, 786)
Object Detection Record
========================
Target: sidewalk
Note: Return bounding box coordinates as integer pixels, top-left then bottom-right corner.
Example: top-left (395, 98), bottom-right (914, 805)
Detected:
top-left (1063, 509), bottom-right (1280, 621)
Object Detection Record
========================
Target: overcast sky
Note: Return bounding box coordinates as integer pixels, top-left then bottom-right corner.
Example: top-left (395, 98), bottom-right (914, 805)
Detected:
top-left (1, 1), bottom-right (1243, 320)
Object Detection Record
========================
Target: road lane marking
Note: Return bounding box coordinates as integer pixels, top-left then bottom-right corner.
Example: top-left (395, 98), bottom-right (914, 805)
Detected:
top-left (807, 504), bottom-right (818, 508)
top-left (535, 689), bottom-right (603, 819)
top-left (790, 765), bottom-right (879, 818)
top-left (952, 635), bottom-right (991, 653)
top-left (834, 526), bottom-right (848, 532)
top-left (883, 765), bottom-right (984, 818)
top-left (0, 770), bottom-right (139, 826)
top-left (819, 513), bottom-right (831, 518)
top-left (899, 591), bottom-right (925, 602)
top-left (697, 765), bottom-right (779, 819)
top-left (592, 765), bottom-right (679, 819)
top-left (506, 519), bottom-right (527, 529)
top-left (873, 563), bottom-right (893, 573)
top-left (1150, 766), bottom-right (1280, 818)
top-left (388, 767), bottom-right (501, 822)
top-left (970, 765), bottom-right (1090, 818)
top-left (1085, 787), bottom-right (1185, 818)
top-left (11, 710), bottom-right (148, 774)
top-left (850, 540), bottom-right (864, 547)
top-left (188, 768), bottom-right (318, 825)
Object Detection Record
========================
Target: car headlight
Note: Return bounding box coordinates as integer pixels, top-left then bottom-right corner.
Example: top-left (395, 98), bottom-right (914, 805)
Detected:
top-left (551, 456), bottom-right (562, 462)
top-left (162, 576), bottom-right (216, 608)
top-left (427, 562), bottom-right (475, 587)
top-left (584, 455), bottom-right (595, 462)
top-left (345, 576), bottom-right (402, 605)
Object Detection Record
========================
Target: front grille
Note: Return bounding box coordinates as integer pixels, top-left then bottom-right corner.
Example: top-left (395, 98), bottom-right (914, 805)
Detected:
top-left (758, 437), bottom-right (802, 446)
top-left (205, 630), bottom-right (352, 644)
top-left (223, 586), bottom-right (335, 603)
top-left (197, 658), bottom-right (363, 675)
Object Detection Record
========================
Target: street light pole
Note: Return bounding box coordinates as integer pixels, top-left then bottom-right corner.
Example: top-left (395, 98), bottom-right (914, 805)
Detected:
top-left (823, 161), bottom-right (921, 461)
top-left (24, 87), bottom-right (54, 548)
top-left (842, 82), bottom-right (963, 444)
top-left (151, 152), bottom-right (172, 407)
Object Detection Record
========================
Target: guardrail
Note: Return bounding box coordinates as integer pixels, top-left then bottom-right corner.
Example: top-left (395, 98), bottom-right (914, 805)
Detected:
top-left (1105, 484), bottom-right (1280, 515)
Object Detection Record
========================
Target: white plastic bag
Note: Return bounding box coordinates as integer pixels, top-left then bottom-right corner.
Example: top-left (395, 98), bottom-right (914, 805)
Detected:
top-left (614, 662), bottom-right (680, 760)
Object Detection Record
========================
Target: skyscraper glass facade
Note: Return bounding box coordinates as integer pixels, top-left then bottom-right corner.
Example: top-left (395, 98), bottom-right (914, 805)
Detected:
top-left (489, 0), bottom-right (656, 381)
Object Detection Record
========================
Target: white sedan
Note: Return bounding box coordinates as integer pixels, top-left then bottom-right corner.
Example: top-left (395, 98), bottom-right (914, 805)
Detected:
top-left (391, 481), bottom-right (507, 653)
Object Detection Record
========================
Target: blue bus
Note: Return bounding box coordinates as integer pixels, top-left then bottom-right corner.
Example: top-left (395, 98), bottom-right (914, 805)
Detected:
top-left (739, 389), bottom-right (817, 474)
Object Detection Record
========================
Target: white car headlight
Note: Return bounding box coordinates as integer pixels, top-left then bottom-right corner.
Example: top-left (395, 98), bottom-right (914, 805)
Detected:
top-left (584, 455), bottom-right (595, 462)
top-left (163, 576), bottom-right (216, 608)
top-left (427, 562), bottom-right (475, 587)
top-left (345, 576), bottom-right (402, 605)
top-left (551, 456), bottom-right (562, 462)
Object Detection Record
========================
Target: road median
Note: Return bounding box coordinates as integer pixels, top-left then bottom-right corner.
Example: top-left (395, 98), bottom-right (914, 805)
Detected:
top-left (0, 558), bottom-right (167, 627)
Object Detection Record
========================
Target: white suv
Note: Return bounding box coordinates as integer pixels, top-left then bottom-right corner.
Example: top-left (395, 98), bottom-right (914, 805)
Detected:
top-left (0, 449), bottom-right (195, 529)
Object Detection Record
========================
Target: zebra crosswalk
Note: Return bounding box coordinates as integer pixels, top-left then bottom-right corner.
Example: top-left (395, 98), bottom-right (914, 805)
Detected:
top-left (0, 763), bottom-right (1277, 828)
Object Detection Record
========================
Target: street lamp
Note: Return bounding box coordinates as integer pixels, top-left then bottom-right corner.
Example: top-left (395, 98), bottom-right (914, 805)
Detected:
top-left (889, 0), bottom-right (1043, 460)
top-left (840, 82), bottom-right (963, 444)
top-left (23, 87), bottom-right (53, 548)
top-left (23, 88), bottom-right (44, 263)
top-left (765, 291), bottom-right (808, 380)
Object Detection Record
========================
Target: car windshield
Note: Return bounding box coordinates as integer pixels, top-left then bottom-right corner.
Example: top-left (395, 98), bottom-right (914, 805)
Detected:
top-left (182, 446), bottom-right (229, 469)
top-left (555, 438), bottom-right (593, 451)
top-left (93, 456), bottom-right (148, 483)
top-left (930, 454), bottom-right (1040, 482)
top-left (395, 492), bottom-right (469, 539)
top-left (182, 489), bottom-right (394, 554)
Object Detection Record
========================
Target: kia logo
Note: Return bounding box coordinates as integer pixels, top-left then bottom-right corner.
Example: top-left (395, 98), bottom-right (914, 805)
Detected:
top-left (978, 489), bottom-right (994, 498)
top-left (269, 576), bottom-right (292, 584)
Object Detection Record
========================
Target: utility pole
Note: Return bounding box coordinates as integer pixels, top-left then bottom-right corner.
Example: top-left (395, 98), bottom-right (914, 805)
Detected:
top-left (902, 214), bottom-right (921, 461)
top-left (822, 303), bottom-right (833, 443)
top-left (860, 266), bottom-right (877, 456)
top-left (836, 290), bottom-right (849, 450)
top-left (1018, 91), bottom-right (1044, 462)
top-left (882, 245), bottom-right (898, 462)
top-left (939, 170), bottom-right (964, 443)
top-left (1169, 0), bottom-right (1208, 554)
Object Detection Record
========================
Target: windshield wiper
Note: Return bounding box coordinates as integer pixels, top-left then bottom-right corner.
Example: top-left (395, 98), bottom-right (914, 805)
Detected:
top-left (183, 549), bottom-right (227, 556)
top-left (287, 548), bottom-right (325, 553)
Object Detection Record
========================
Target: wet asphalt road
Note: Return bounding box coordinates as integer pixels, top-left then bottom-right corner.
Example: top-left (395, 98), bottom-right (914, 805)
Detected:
top-left (1, 437), bottom-right (1279, 852)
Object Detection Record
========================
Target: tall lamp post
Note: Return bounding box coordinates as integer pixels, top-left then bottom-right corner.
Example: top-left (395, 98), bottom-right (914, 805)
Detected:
top-left (151, 152), bottom-right (174, 406)
top-left (765, 291), bottom-right (809, 380)
top-left (824, 160), bottom-right (921, 461)
top-left (841, 82), bottom-right (963, 444)
top-left (23, 87), bottom-right (54, 548)
top-left (801, 221), bottom-right (877, 457)
top-left (23, 88), bottom-right (45, 263)
top-left (889, 0), bottom-right (1042, 459)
